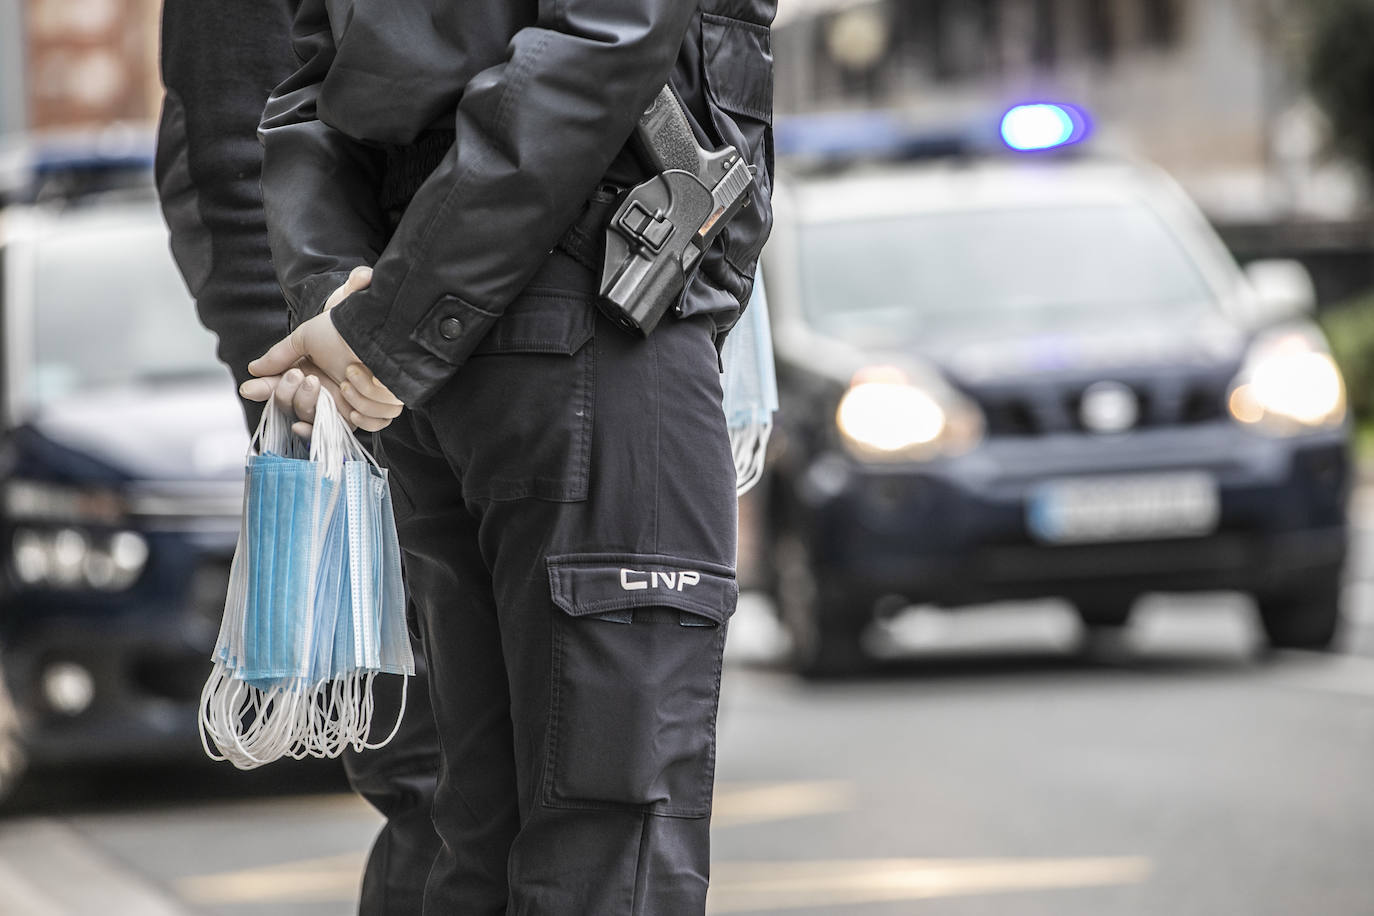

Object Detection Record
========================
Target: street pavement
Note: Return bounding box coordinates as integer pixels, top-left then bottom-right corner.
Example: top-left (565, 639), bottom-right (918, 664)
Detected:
top-left (2, 539), bottom-right (1373, 913)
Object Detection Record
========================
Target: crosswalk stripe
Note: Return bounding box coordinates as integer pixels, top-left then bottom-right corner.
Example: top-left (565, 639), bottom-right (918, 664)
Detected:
top-left (706, 856), bottom-right (1153, 913)
top-left (0, 820), bottom-right (190, 916)
top-left (712, 781), bottom-right (853, 828)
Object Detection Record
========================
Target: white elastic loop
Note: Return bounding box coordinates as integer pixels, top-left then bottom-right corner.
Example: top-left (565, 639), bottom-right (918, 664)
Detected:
top-left (199, 386), bottom-right (412, 768)
top-left (360, 673), bottom-right (408, 751)
top-left (731, 419), bottom-right (772, 496)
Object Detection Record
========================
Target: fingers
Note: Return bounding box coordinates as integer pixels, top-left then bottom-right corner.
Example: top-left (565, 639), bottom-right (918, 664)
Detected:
top-left (345, 364), bottom-right (403, 407)
top-left (239, 376), bottom-right (276, 403)
top-left (349, 412), bottom-right (395, 433)
top-left (237, 365), bottom-right (364, 439)
top-left (323, 265), bottom-right (373, 311)
top-left (339, 377), bottom-right (404, 422)
top-left (248, 329), bottom-right (307, 378)
top-left (347, 265), bottom-right (373, 289)
top-left (292, 374), bottom-right (321, 424)
top-left (272, 368), bottom-right (306, 417)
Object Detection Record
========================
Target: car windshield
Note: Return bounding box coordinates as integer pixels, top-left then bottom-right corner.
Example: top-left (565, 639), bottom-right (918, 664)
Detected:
top-left (798, 203), bottom-right (1218, 341)
top-left (29, 206), bottom-right (223, 405)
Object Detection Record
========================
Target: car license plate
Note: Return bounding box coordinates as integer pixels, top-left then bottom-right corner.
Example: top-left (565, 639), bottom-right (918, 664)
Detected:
top-left (1027, 472), bottom-right (1219, 544)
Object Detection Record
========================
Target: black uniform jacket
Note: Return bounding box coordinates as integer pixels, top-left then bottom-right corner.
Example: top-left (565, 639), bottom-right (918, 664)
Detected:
top-left (260, 0), bottom-right (777, 407)
top-left (156, 0), bottom-right (296, 428)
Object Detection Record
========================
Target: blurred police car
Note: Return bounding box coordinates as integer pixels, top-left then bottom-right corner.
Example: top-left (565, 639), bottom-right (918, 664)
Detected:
top-left (761, 105), bottom-right (1351, 676)
top-left (0, 146), bottom-right (246, 790)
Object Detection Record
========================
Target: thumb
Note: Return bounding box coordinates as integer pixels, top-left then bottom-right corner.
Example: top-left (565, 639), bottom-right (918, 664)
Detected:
top-left (248, 328), bottom-right (307, 378)
top-left (347, 265), bottom-right (373, 289)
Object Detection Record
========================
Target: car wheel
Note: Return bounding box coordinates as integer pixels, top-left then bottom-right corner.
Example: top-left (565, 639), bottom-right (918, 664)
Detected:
top-left (1257, 582), bottom-right (1342, 652)
top-left (773, 532), bottom-right (873, 679)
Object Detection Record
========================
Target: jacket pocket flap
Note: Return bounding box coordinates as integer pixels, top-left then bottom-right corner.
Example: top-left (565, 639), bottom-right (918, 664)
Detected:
top-left (472, 292), bottom-right (596, 356)
top-left (701, 14), bottom-right (773, 124)
top-left (546, 553), bottom-right (737, 625)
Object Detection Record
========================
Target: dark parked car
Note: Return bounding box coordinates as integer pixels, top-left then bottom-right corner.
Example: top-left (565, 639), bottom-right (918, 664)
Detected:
top-left (760, 108), bottom-right (1351, 676)
top-left (0, 180), bottom-right (247, 789)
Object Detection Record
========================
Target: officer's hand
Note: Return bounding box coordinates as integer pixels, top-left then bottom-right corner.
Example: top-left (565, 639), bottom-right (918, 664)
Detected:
top-left (245, 267), bottom-right (405, 433)
top-left (239, 358), bottom-right (345, 439)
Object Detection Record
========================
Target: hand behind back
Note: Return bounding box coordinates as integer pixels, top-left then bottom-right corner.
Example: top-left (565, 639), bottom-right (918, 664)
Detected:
top-left (240, 267), bottom-right (404, 437)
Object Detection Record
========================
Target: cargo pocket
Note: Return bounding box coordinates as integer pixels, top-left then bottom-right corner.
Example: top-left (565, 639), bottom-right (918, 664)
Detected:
top-left (543, 552), bottom-right (738, 818)
top-left (426, 289), bottom-right (596, 502)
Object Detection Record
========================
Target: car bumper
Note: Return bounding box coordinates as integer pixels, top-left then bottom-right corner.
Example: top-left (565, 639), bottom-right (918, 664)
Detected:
top-left (2, 559), bottom-right (229, 766)
top-left (792, 422), bottom-right (1351, 606)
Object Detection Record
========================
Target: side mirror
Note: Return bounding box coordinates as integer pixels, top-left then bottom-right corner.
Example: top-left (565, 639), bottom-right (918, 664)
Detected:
top-left (1244, 259), bottom-right (1317, 323)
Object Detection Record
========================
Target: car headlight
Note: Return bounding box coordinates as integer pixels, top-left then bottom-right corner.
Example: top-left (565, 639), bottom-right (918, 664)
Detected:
top-left (836, 365), bottom-right (984, 461)
top-left (12, 527), bottom-right (148, 592)
top-left (1228, 328), bottom-right (1347, 435)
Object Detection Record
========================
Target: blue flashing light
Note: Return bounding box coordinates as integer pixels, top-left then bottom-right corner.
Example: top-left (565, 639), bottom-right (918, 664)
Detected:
top-left (1000, 104), bottom-right (1091, 152)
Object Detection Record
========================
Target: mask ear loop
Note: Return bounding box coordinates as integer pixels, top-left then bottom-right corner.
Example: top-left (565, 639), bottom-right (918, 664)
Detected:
top-left (310, 389), bottom-right (384, 472)
top-left (198, 662), bottom-right (231, 762)
top-left (731, 414), bottom-right (772, 496)
top-left (248, 390), bottom-right (300, 458)
top-left (359, 672), bottom-right (408, 751)
top-left (204, 388), bottom-right (411, 767)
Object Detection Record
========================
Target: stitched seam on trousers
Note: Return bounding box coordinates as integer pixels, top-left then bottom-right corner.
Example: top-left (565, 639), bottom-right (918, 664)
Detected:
top-left (696, 623), bottom-right (728, 818)
top-left (651, 329), bottom-right (661, 553)
top-left (577, 326), bottom-right (595, 497)
top-left (632, 812), bottom-right (651, 914)
top-left (547, 552), bottom-right (738, 578)
top-left (551, 595), bottom-right (728, 620)
top-left (542, 614), bottom-right (565, 809)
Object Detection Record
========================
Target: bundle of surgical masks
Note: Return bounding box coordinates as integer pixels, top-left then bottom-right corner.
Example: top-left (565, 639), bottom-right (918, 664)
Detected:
top-left (199, 390), bottom-right (414, 769)
top-left (721, 268), bottom-right (779, 495)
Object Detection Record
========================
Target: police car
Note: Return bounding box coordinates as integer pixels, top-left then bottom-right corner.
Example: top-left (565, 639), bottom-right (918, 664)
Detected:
top-left (0, 147), bottom-right (247, 792)
top-left (760, 105), bottom-right (1351, 676)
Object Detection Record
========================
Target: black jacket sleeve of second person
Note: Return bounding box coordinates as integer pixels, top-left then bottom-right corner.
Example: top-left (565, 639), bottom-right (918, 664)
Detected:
top-left (259, 0), bottom-right (701, 407)
top-left (155, 0), bottom-right (296, 429)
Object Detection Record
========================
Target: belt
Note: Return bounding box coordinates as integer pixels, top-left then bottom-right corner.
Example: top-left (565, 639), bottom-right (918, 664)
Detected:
top-left (554, 184), bottom-right (621, 274)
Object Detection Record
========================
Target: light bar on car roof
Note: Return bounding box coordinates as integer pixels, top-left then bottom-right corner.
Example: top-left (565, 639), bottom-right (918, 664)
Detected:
top-left (999, 103), bottom-right (1092, 152)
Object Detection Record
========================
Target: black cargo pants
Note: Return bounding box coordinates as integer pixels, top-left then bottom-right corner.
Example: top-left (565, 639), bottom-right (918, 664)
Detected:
top-left (374, 252), bottom-right (738, 914)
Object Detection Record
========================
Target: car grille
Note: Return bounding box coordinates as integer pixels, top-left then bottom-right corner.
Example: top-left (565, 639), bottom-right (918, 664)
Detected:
top-left (131, 558), bottom-right (232, 703)
top-left (186, 558), bottom-right (233, 643)
top-left (979, 374), bottom-right (1233, 437)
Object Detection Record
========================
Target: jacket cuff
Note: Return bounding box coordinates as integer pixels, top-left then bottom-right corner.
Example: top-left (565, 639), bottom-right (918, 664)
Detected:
top-left (329, 291), bottom-right (503, 407)
top-left (290, 269), bottom-right (356, 330)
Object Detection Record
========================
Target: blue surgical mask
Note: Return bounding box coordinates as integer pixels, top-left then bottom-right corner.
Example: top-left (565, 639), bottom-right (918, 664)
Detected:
top-left (342, 461), bottom-right (414, 678)
top-left (375, 473), bottom-right (412, 677)
top-left (200, 392), bottom-right (415, 769)
top-left (721, 267), bottom-right (778, 495)
top-left (222, 452), bottom-right (324, 688)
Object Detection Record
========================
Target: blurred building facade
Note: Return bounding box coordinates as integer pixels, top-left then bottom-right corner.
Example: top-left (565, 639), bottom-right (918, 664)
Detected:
top-left (775, 0), bottom-right (1355, 224)
top-left (1, 0), bottom-right (163, 135)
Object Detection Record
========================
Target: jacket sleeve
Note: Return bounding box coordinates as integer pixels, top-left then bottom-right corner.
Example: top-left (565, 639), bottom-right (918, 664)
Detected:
top-left (155, 0), bottom-right (297, 431)
top-left (326, 0), bottom-right (701, 407)
top-left (258, 0), bottom-right (391, 330)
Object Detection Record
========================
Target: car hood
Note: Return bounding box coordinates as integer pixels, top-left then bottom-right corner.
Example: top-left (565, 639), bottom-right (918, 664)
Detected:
top-left (863, 315), bottom-right (1250, 384)
top-left (20, 377), bottom-right (250, 481)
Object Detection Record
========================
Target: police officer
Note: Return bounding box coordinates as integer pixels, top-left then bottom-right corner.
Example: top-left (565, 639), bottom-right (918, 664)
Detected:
top-left (155, 3), bottom-right (442, 912)
top-left (245, 0), bottom-right (775, 911)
